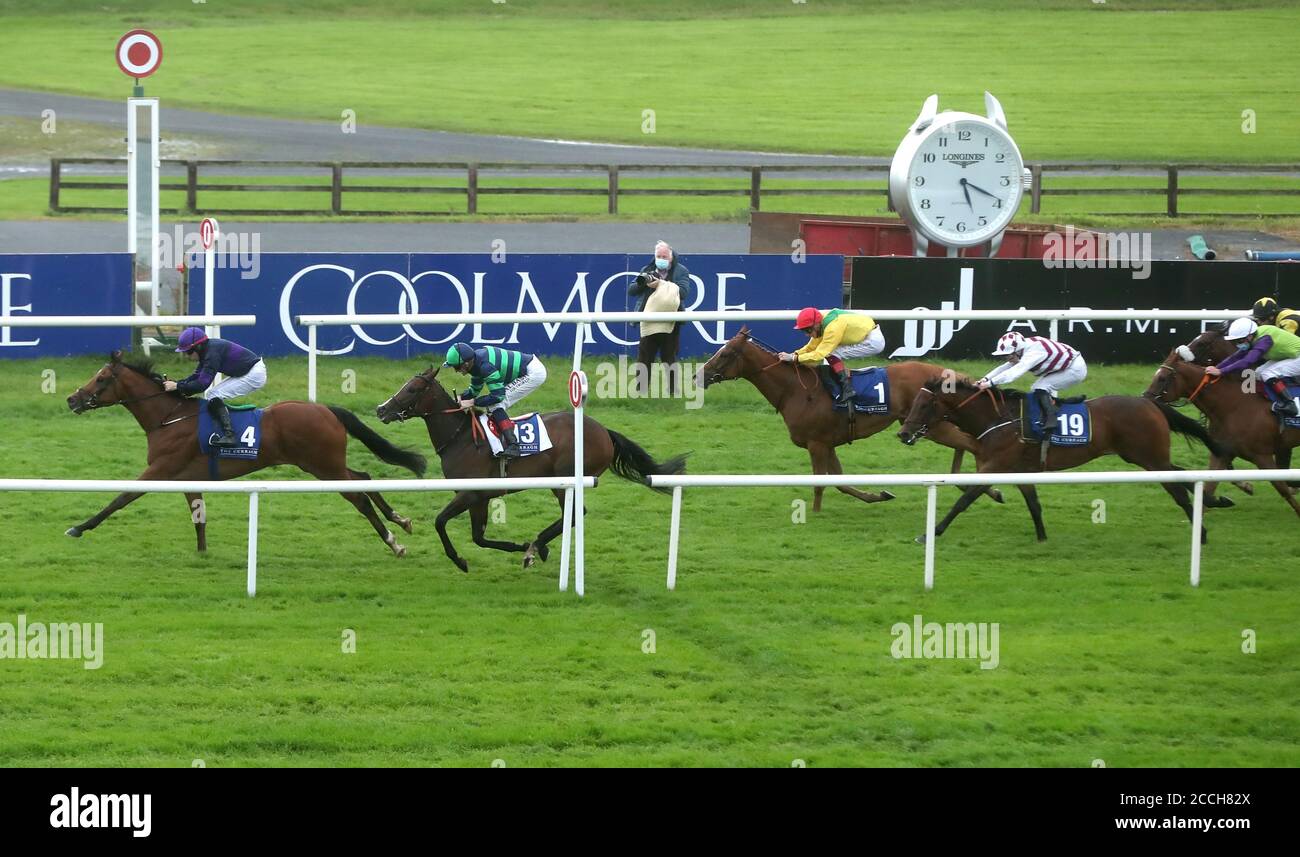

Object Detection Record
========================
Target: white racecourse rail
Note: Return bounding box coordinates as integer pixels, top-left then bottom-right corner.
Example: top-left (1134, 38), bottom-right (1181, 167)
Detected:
top-left (649, 470), bottom-right (1300, 592)
top-left (0, 477), bottom-right (595, 598)
top-left (295, 307), bottom-right (1250, 596)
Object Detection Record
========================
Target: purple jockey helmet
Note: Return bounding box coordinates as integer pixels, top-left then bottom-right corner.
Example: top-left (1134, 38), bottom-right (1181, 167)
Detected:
top-left (175, 327), bottom-right (208, 353)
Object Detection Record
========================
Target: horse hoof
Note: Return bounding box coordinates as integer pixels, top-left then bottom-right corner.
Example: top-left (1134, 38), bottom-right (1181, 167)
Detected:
top-left (537, 543), bottom-right (550, 563)
top-left (398, 517), bottom-right (414, 534)
top-left (65, 527), bottom-right (82, 538)
top-left (1207, 496), bottom-right (1235, 509)
top-left (454, 558), bottom-right (469, 573)
top-left (393, 544), bottom-right (407, 558)
top-left (880, 491), bottom-right (897, 502)
top-left (522, 554), bottom-right (536, 570)
top-left (914, 534), bottom-right (927, 545)
top-left (989, 490), bottom-right (1006, 504)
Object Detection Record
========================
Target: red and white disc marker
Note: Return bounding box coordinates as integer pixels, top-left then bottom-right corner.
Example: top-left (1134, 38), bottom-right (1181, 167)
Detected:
top-left (568, 371), bottom-right (588, 409)
top-left (116, 30), bottom-right (163, 79)
top-left (200, 217), bottom-right (219, 250)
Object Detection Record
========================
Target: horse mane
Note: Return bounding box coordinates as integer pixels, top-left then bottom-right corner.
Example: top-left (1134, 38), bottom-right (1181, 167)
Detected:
top-left (924, 374), bottom-right (1027, 402)
top-left (114, 353), bottom-right (167, 388)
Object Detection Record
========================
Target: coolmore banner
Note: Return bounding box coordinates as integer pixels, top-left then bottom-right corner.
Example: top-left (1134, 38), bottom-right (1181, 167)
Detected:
top-left (0, 254), bottom-right (133, 358)
top-left (190, 253), bottom-right (842, 357)
top-left (851, 256), bottom-right (1300, 363)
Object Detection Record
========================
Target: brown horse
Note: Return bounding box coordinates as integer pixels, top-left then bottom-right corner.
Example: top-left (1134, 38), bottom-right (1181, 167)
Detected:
top-left (897, 377), bottom-right (1223, 542)
top-left (698, 326), bottom-right (1003, 511)
top-left (1168, 325), bottom-right (1291, 503)
top-left (1144, 344), bottom-right (1300, 518)
top-left (65, 351), bottom-right (426, 556)
top-left (375, 365), bottom-right (686, 572)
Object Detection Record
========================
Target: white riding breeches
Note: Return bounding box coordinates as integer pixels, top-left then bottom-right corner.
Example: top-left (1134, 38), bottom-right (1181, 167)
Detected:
top-left (501, 357), bottom-right (547, 409)
top-left (1030, 354), bottom-right (1087, 396)
top-left (833, 327), bottom-right (886, 360)
top-left (1257, 356), bottom-right (1300, 382)
top-left (203, 359), bottom-right (267, 401)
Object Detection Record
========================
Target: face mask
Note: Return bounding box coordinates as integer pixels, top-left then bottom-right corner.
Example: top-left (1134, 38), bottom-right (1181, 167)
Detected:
top-left (654, 258), bottom-right (670, 271)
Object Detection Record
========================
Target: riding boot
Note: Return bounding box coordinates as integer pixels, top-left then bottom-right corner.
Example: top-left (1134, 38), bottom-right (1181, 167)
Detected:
top-left (1035, 390), bottom-right (1057, 466)
top-left (208, 398), bottom-right (237, 447)
top-left (1269, 379), bottom-right (1299, 416)
top-left (836, 368), bottom-right (854, 405)
top-left (499, 426), bottom-right (522, 459)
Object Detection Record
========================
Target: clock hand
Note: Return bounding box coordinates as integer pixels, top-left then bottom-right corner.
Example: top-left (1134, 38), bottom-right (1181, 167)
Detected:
top-left (965, 181), bottom-right (1000, 200)
top-left (959, 178), bottom-right (974, 212)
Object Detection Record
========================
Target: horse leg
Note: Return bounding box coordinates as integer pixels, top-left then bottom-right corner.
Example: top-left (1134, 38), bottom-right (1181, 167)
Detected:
top-left (1247, 452), bottom-right (1300, 519)
top-left (919, 485), bottom-right (988, 543)
top-left (1015, 484), bottom-right (1049, 542)
top-left (349, 468), bottom-right (413, 534)
top-left (469, 497), bottom-right (529, 556)
top-left (807, 445), bottom-right (826, 512)
top-left (523, 488), bottom-right (581, 569)
top-left (1204, 452), bottom-right (1240, 508)
top-left (66, 463), bottom-right (169, 537)
top-left (302, 462), bottom-right (404, 557)
top-left (929, 421), bottom-right (1004, 504)
top-left (185, 492), bottom-right (207, 552)
top-left (814, 443), bottom-right (894, 505)
top-left (434, 491), bottom-right (477, 572)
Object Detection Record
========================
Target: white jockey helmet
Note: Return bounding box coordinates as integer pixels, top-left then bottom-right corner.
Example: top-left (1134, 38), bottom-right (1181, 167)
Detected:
top-left (992, 331), bottom-right (1025, 356)
top-left (1224, 317), bottom-right (1258, 341)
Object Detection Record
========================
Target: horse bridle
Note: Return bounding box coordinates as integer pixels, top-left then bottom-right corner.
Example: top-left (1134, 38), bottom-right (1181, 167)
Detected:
top-left (79, 364), bottom-right (191, 429)
top-left (908, 384), bottom-right (1013, 441)
top-left (709, 333), bottom-right (813, 390)
top-left (384, 371), bottom-right (481, 456)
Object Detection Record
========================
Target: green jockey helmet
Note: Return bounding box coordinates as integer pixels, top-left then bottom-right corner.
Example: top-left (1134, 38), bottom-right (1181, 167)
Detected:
top-left (444, 342), bottom-right (475, 367)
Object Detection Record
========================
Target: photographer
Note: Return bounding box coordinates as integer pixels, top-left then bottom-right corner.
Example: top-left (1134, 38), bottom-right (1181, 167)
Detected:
top-left (628, 240), bottom-right (693, 396)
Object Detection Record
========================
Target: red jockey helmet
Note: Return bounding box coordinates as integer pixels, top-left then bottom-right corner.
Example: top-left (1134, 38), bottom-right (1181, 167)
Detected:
top-left (793, 307), bottom-right (823, 330)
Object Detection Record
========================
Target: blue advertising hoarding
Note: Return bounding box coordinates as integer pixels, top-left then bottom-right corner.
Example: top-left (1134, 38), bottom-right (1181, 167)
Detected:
top-left (0, 254), bottom-right (133, 357)
top-left (189, 253), bottom-right (843, 357)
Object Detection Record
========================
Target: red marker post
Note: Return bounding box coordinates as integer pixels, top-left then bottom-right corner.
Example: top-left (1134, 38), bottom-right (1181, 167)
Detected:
top-left (116, 29), bottom-right (162, 95)
top-left (200, 218), bottom-right (220, 338)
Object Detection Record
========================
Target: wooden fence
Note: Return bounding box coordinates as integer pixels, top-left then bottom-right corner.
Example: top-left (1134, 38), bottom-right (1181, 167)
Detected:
top-left (47, 158), bottom-right (1300, 217)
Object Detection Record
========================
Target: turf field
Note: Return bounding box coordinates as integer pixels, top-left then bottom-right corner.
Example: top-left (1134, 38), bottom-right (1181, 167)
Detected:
top-left (1, 1), bottom-right (1296, 162)
top-left (0, 354), bottom-right (1296, 766)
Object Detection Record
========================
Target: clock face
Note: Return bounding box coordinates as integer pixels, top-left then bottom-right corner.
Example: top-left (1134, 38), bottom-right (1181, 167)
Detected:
top-left (905, 119), bottom-right (1024, 246)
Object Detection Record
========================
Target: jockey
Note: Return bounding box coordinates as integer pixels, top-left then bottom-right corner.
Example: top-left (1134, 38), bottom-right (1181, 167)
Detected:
top-left (779, 307), bottom-right (885, 404)
top-left (1207, 317), bottom-right (1300, 416)
top-left (979, 331), bottom-right (1087, 458)
top-left (1251, 297), bottom-right (1300, 335)
top-left (163, 327), bottom-right (266, 447)
top-left (444, 342), bottom-right (548, 458)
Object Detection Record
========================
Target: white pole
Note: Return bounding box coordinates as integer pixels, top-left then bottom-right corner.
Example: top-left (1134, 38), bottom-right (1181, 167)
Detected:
top-left (924, 484), bottom-right (937, 591)
top-left (247, 491), bottom-right (259, 597)
top-left (1190, 480), bottom-right (1204, 587)
top-left (667, 485), bottom-right (682, 590)
top-left (572, 321), bottom-right (587, 597)
top-left (559, 486), bottom-right (573, 592)
top-left (1049, 319), bottom-right (1059, 341)
top-left (203, 218), bottom-right (219, 338)
top-left (307, 324), bottom-right (318, 403)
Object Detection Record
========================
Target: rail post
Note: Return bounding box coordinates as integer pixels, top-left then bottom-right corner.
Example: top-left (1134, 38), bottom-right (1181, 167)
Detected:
top-left (924, 484), bottom-right (938, 590)
top-left (247, 491), bottom-right (260, 597)
top-left (666, 485), bottom-right (683, 590)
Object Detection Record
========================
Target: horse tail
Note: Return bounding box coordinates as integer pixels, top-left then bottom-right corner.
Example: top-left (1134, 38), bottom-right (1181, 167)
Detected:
top-left (1153, 401), bottom-right (1227, 459)
top-left (606, 429), bottom-right (688, 494)
top-left (327, 405), bottom-right (427, 476)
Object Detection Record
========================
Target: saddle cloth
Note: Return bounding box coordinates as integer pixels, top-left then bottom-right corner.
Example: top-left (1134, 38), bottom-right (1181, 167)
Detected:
top-left (821, 366), bottom-right (890, 414)
top-left (1021, 396), bottom-right (1090, 446)
top-left (1260, 380), bottom-right (1300, 428)
top-left (198, 405), bottom-right (262, 460)
top-left (478, 413), bottom-right (553, 457)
